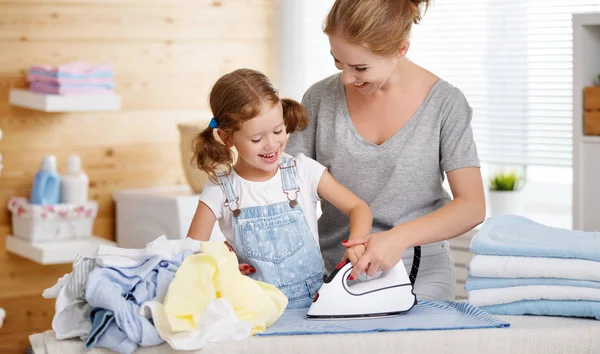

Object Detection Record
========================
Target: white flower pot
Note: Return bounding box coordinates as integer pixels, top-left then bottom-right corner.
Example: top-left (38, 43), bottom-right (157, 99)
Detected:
top-left (487, 189), bottom-right (524, 217)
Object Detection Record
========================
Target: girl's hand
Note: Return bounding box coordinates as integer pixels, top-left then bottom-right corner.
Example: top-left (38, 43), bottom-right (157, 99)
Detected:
top-left (336, 244), bottom-right (366, 269)
top-left (341, 231), bottom-right (406, 280)
top-left (224, 241), bottom-right (256, 276)
top-left (238, 263), bottom-right (255, 275)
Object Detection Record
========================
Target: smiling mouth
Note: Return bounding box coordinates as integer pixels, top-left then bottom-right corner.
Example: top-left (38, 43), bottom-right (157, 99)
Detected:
top-left (259, 152), bottom-right (276, 158)
top-left (353, 82), bottom-right (368, 87)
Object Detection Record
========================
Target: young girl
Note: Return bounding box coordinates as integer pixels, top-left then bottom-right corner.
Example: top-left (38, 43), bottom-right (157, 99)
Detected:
top-left (186, 68), bottom-right (372, 309)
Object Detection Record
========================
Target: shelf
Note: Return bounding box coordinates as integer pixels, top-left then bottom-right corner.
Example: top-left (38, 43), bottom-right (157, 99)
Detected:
top-left (6, 235), bottom-right (115, 265)
top-left (582, 135), bottom-right (600, 144)
top-left (9, 88), bottom-right (121, 112)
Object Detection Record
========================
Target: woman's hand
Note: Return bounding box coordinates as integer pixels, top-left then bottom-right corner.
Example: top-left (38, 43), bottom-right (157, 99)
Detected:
top-left (336, 244), bottom-right (366, 269)
top-left (224, 241), bottom-right (255, 276)
top-left (341, 231), bottom-right (406, 280)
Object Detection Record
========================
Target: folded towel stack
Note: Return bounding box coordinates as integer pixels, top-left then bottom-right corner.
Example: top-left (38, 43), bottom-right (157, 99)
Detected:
top-left (466, 215), bottom-right (600, 320)
top-left (27, 62), bottom-right (115, 95)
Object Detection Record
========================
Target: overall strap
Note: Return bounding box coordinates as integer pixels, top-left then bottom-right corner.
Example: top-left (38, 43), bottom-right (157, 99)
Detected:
top-left (215, 171), bottom-right (240, 213)
top-left (279, 157), bottom-right (300, 207)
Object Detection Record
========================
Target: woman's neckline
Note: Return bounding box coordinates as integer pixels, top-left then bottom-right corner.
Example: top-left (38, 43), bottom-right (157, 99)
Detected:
top-left (337, 74), bottom-right (443, 148)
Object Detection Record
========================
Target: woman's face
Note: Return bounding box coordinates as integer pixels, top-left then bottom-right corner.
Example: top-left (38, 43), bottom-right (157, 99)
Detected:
top-left (329, 34), bottom-right (402, 95)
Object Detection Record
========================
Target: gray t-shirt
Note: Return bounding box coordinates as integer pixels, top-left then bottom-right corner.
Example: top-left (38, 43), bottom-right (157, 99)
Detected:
top-left (286, 73), bottom-right (480, 270)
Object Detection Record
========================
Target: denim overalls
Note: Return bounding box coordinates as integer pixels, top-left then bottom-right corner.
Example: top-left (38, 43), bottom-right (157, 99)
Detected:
top-left (216, 157), bottom-right (325, 308)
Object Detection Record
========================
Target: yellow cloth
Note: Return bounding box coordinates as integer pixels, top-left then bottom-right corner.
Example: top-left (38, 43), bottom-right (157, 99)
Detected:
top-left (164, 241), bottom-right (288, 334)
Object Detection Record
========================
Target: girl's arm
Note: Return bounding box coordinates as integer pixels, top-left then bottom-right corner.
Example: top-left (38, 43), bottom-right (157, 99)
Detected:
top-left (187, 201), bottom-right (254, 275)
top-left (316, 171), bottom-right (373, 241)
top-left (187, 201), bottom-right (217, 241)
top-left (345, 166), bottom-right (486, 278)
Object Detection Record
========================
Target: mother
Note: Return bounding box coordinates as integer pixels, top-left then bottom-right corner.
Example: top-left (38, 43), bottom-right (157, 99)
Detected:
top-left (285, 0), bottom-right (486, 300)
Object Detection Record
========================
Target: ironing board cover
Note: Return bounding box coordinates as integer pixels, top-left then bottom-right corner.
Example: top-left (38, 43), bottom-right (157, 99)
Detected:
top-left (257, 300), bottom-right (509, 336)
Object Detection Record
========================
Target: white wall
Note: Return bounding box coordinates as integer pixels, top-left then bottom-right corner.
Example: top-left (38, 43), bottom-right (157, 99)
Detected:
top-left (274, 0), bottom-right (337, 101)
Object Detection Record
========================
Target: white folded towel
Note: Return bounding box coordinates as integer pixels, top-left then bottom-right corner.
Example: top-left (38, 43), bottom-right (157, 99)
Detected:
top-left (96, 235), bottom-right (202, 267)
top-left (468, 255), bottom-right (600, 282)
top-left (468, 285), bottom-right (600, 307)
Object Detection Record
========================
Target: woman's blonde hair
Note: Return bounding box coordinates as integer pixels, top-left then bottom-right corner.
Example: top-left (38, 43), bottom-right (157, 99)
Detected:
top-left (193, 69), bottom-right (307, 181)
top-left (324, 0), bottom-right (430, 56)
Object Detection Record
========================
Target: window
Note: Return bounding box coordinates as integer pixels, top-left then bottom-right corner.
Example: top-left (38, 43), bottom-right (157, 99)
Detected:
top-left (410, 1), bottom-right (600, 170)
top-left (409, 1), bottom-right (600, 228)
top-left (276, 1), bottom-right (599, 228)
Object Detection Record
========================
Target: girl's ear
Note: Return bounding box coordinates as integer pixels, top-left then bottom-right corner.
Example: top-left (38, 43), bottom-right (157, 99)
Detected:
top-left (397, 40), bottom-right (410, 58)
top-left (217, 129), bottom-right (234, 147)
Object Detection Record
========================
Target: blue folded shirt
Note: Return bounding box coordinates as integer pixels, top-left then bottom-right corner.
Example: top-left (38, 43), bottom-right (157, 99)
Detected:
top-left (470, 215), bottom-right (600, 261)
top-left (465, 276), bottom-right (600, 291)
top-left (480, 299), bottom-right (600, 320)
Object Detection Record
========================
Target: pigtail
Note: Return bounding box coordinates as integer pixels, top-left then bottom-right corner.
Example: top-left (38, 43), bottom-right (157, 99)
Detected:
top-left (192, 126), bottom-right (234, 183)
top-left (281, 98), bottom-right (308, 134)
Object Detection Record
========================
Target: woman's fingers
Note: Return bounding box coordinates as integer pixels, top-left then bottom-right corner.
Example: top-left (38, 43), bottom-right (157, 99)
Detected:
top-left (350, 255), bottom-right (369, 280)
top-left (365, 260), bottom-right (381, 277)
top-left (348, 251), bottom-right (359, 266)
top-left (342, 237), bottom-right (369, 248)
top-left (356, 245), bottom-right (366, 260)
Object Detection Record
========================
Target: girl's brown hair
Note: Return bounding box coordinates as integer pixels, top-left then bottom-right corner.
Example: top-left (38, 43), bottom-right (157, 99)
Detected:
top-left (324, 0), bottom-right (430, 57)
top-left (193, 68), bottom-right (307, 181)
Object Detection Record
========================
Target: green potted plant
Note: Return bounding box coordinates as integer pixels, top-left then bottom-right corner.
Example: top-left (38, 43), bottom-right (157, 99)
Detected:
top-left (487, 169), bottom-right (525, 216)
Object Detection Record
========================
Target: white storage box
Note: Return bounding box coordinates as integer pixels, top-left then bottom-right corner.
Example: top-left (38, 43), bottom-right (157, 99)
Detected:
top-left (8, 197), bottom-right (98, 242)
top-left (114, 185), bottom-right (224, 249)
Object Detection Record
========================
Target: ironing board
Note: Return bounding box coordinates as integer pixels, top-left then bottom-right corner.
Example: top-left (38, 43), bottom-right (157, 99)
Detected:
top-left (30, 315), bottom-right (600, 354)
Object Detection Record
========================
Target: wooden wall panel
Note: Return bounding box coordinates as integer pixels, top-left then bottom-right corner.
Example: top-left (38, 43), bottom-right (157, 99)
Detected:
top-left (0, 0), bottom-right (274, 352)
top-left (0, 1), bottom-right (271, 41)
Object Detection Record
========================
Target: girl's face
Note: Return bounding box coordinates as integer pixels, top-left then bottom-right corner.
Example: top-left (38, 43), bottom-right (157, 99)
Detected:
top-left (227, 102), bottom-right (287, 180)
top-left (329, 34), bottom-right (403, 95)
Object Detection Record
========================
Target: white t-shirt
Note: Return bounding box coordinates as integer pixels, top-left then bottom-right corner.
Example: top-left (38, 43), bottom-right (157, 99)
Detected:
top-left (199, 153), bottom-right (327, 245)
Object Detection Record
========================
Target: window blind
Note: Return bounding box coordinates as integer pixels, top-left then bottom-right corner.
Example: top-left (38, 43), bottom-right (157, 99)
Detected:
top-left (410, 0), bottom-right (600, 166)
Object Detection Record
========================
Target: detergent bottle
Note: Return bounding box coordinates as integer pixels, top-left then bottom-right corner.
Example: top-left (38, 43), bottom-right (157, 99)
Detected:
top-left (30, 154), bottom-right (61, 205)
top-left (60, 154), bottom-right (89, 203)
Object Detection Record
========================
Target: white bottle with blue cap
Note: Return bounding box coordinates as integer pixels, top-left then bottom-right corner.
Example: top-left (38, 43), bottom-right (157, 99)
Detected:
top-left (30, 154), bottom-right (61, 205)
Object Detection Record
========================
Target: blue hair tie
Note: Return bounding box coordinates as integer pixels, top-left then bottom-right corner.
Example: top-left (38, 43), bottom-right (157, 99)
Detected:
top-left (209, 118), bottom-right (219, 129)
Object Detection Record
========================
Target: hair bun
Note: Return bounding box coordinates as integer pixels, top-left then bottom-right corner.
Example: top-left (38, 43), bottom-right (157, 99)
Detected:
top-left (409, 0), bottom-right (430, 24)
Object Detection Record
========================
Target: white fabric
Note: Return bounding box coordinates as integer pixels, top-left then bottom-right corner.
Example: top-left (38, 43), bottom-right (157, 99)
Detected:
top-left (468, 285), bottom-right (600, 307)
top-left (468, 255), bottom-right (600, 282)
top-left (199, 153), bottom-right (326, 245)
top-left (42, 273), bottom-right (92, 340)
top-left (139, 298), bottom-right (251, 351)
top-left (29, 315), bottom-right (600, 354)
top-left (95, 235), bottom-right (202, 267)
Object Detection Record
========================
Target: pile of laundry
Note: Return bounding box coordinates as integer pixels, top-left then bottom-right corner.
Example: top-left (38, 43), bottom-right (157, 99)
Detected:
top-left (27, 62), bottom-right (115, 95)
top-left (465, 215), bottom-right (600, 320)
top-left (43, 236), bottom-right (287, 354)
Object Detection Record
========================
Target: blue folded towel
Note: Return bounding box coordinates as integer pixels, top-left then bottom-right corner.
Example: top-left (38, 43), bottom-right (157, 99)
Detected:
top-left (465, 276), bottom-right (600, 291)
top-left (470, 215), bottom-right (600, 261)
top-left (480, 300), bottom-right (600, 320)
top-left (257, 300), bottom-right (509, 336)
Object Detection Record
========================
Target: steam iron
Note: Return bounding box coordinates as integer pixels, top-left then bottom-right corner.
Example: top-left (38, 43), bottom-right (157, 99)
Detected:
top-left (306, 247), bottom-right (421, 319)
